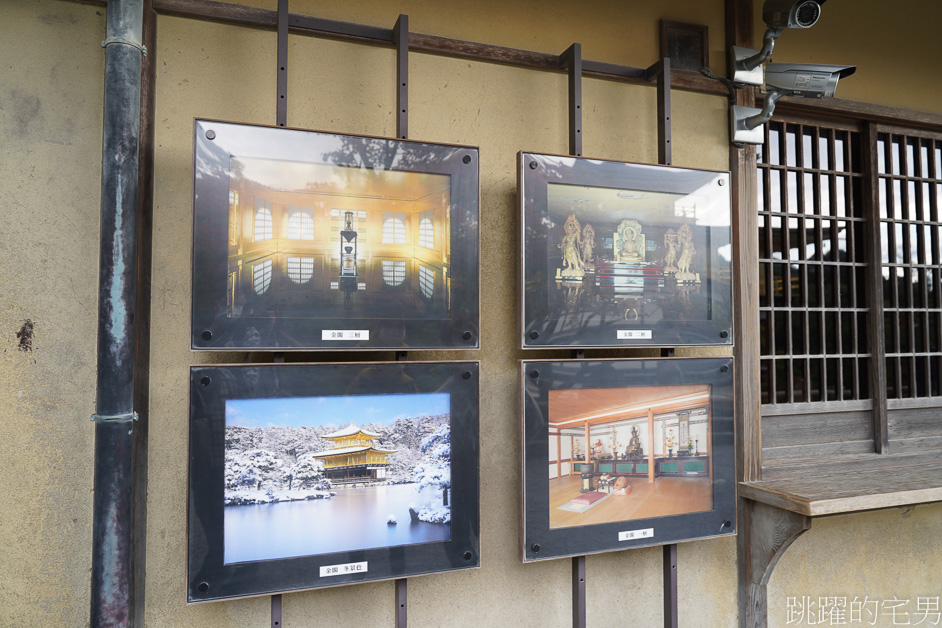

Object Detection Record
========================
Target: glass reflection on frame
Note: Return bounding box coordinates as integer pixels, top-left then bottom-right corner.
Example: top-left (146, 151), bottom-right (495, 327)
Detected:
top-left (520, 358), bottom-right (735, 562)
top-left (188, 361), bottom-right (480, 602)
top-left (192, 120), bottom-right (480, 351)
top-left (519, 152), bottom-right (733, 348)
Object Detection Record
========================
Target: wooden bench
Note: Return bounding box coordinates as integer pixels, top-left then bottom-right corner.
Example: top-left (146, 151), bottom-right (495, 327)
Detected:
top-left (738, 452), bottom-right (942, 628)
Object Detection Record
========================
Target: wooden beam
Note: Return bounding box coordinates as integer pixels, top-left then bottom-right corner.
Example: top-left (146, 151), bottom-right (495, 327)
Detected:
top-left (70, 0), bottom-right (942, 128)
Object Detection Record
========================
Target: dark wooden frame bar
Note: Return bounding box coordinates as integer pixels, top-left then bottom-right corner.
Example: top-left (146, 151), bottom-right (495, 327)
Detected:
top-left (71, 0), bottom-right (942, 128)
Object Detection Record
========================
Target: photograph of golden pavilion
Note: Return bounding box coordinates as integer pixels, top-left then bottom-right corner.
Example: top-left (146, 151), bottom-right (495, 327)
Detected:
top-left (310, 424), bottom-right (397, 484)
top-left (225, 155), bottom-right (451, 320)
top-left (548, 384), bottom-right (713, 529)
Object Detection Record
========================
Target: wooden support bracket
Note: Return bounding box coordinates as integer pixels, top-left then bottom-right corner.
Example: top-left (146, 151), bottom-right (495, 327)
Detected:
top-left (738, 499), bottom-right (811, 628)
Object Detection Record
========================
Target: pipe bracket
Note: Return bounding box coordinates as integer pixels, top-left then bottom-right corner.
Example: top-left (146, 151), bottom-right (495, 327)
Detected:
top-left (91, 411), bottom-right (139, 423)
top-left (101, 37), bottom-right (147, 56)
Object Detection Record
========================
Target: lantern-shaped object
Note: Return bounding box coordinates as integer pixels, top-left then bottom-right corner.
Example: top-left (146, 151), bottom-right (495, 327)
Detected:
top-left (580, 461), bottom-right (595, 493)
top-left (340, 210), bottom-right (358, 278)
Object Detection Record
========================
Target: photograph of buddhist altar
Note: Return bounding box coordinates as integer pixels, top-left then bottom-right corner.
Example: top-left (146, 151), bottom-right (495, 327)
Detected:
top-left (192, 120), bottom-right (480, 350)
top-left (519, 151), bottom-right (732, 347)
top-left (520, 358), bottom-right (735, 562)
top-left (547, 384), bottom-right (712, 530)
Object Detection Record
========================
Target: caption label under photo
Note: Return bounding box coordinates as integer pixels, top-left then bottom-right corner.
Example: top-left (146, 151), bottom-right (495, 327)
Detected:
top-left (322, 330), bottom-right (370, 340)
top-left (617, 330), bottom-right (653, 340)
top-left (319, 561), bottom-right (369, 578)
top-left (618, 528), bottom-right (655, 542)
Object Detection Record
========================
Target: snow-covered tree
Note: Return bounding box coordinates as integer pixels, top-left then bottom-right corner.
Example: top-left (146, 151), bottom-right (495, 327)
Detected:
top-left (291, 453), bottom-right (330, 490)
top-left (414, 424), bottom-right (451, 506)
top-left (225, 448), bottom-right (282, 490)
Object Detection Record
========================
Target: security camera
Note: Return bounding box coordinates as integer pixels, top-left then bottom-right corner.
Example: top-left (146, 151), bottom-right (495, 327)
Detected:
top-left (763, 0), bottom-right (826, 29)
top-left (764, 62), bottom-right (856, 98)
top-left (731, 0), bottom-right (828, 85)
top-left (731, 61), bottom-right (854, 144)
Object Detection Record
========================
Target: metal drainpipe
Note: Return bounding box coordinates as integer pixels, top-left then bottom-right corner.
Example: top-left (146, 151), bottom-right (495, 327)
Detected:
top-left (91, 0), bottom-right (144, 625)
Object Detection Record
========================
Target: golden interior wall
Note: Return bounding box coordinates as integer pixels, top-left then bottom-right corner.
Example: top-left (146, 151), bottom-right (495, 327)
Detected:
top-left (1, 1), bottom-right (940, 626)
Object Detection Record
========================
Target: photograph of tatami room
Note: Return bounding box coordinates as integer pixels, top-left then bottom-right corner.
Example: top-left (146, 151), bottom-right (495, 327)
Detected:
top-left (226, 156), bottom-right (451, 320)
top-left (548, 384), bottom-right (713, 530)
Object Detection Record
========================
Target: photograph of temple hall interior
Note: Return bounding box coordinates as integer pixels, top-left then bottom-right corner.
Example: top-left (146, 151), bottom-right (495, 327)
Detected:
top-left (548, 384), bottom-right (712, 529)
top-left (226, 156), bottom-right (451, 320)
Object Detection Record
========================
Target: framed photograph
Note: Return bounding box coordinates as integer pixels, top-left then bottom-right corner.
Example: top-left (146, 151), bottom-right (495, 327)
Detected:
top-left (188, 361), bottom-right (480, 602)
top-left (520, 358), bottom-right (735, 562)
top-left (191, 119), bottom-right (480, 351)
top-left (659, 19), bottom-right (710, 72)
top-left (519, 152), bottom-right (732, 348)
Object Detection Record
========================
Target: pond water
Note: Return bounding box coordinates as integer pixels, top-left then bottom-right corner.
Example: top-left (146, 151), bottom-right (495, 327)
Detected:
top-left (224, 483), bottom-right (449, 564)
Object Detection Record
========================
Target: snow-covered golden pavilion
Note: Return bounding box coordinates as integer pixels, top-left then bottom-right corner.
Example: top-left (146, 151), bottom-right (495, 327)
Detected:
top-left (310, 424), bottom-right (396, 483)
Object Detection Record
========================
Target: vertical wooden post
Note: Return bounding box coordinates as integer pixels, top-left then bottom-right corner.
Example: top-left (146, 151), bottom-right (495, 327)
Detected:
top-left (663, 543), bottom-right (678, 628)
top-left (656, 58), bottom-right (672, 166)
top-left (396, 578), bottom-right (408, 628)
top-left (725, 0), bottom-right (768, 626)
top-left (271, 594), bottom-right (282, 627)
top-left (862, 122), bottom-right (889, 452)
top-left (395, 349), bottom-right (408, 626)
top-left (572, 554), bottom-right (586, 628)
top-left (394, 14), bottom-right (408, 140)
top-left (275, 0), bottom-right (288, 127)
top-left (560, 43), bottom-right (583, 157)
top-left (132, 1), bottom-right (157, 623)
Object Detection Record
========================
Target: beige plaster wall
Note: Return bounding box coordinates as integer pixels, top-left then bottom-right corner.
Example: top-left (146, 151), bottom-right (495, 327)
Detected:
top-left (0, 1), bottom-right (939, 627)
top-left (0, 2), bottom-right (105, 626)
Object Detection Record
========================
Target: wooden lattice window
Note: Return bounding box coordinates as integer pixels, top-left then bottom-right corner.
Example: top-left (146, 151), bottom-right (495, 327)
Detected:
top-left (877, 132), bottom-right (942, 398)
top-left (758, 121), bottom-right (868, 405)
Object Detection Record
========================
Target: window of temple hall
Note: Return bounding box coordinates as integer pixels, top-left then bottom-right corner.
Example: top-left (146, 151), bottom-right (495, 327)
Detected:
top-left (286, 207), bottom-right (314, 240)
top-left (877, 132), bottom-right (942, 398)
top-left (253, 259), bottom-right (272, 295)
top-left (419, 264), bottom-right (434, 298)
top-left (254, 200), bottom-right (273, 242)
top-left (757, 121), bottom-right (867, 405)
top-left (383, 211), bottom-right (406, 244)
top-left (758, 119), bottom-right (942, 408)
top-left (228, 190), bottom-right (240, 245)
top-left (382, 260), bottom-right (406, 287)
top-left (419, 210), bottom-right (434, 249)
top-left (287, 256), bottom-right (314, 284)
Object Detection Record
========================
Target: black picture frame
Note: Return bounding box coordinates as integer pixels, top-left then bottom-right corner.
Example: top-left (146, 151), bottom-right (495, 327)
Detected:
top-left (659, 19), bottom-right (710, 72)
top-left (520, 358), bottom-right (735, 562)
top-left (188, 361), bottom-right (480, 602)
top-left (191, 120), bottom-right (480, 351)
top-left (519, 152), bottom-right (733, 348)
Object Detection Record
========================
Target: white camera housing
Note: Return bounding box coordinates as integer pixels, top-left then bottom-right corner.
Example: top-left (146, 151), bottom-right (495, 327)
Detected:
top-left (764, 63), bottom-right (856, 98)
